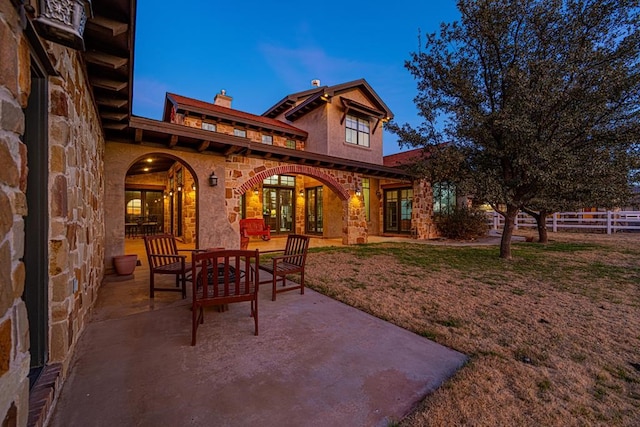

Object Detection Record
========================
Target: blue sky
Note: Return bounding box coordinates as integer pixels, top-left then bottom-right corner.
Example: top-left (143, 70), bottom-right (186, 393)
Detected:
top-left (133, 1), bottom-right (461, 155)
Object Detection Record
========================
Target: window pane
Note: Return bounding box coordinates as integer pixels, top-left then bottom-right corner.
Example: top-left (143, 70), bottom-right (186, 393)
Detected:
top-left (280, 176), bottom-right (295, 186)
top-left (360, 132), bottom-right (369, 147)
top-left (362, 178), bottom-right (370, 221)
top-left (202, 122), bottom-right (216, 132)
top-left (262, 135), bottom-right (273, 145)
top-left (234, 129), bottom-right (246, 137)
top-left (346, 128), bottom-right (356, 143)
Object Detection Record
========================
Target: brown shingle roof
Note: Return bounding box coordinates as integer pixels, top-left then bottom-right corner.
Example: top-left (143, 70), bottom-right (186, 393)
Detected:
top-left (383, 148), bottom-right (428, 167)
top-left (165, 93), bottom-right (308, 138)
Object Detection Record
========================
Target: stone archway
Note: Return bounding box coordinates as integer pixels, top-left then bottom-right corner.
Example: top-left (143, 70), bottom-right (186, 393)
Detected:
top-left (104, 145), bottom-right (206, 268)
top-left (237, 165), bottom-right (350, 201)
top-left (228, 163), bottom-right (366, 245)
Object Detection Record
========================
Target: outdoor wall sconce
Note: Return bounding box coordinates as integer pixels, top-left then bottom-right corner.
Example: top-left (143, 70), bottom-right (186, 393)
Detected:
top-left (191, 182), bottom-right (196, 191)
top-left (177, 184), bottom-right (183, 192)
top-left (375, 189), bottom-right (382, 198)
top-left (163, 192), bottom-right (167, 199)
top-left (253, 188), bottom-right (259, 196)
top-left (33, 0), bottom-right (93, 50)
top-left (299, 189), bottom-right (304, 198)
top-left (169, 190), bottom-right (174, 197)
top-left (208, 172), bottom-right (218, 187)
top-left (355, 187), bottom-right (362, 197)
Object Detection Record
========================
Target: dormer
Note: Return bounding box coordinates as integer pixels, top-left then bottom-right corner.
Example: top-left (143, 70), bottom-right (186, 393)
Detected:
top-left (263, 79), bottom-right (393, 165)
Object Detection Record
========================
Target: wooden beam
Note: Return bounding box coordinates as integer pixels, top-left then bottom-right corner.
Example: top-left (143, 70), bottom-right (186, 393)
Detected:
top-left (101, 111), bottom-right (128, 121)
top-left (96, 97), bottom-right (127, 108)
top-left (103, 122), bottom-right (127, 130)
top-left (169, 135), bottom-right (178, 148)
top-left (224, 146), bottom-right (241, 156)
top-left (85, 16), bottom-right (128, 37)
top-left (90, 77), bottom-right (127, 92)
top-left (197, 140), bottom-right (210, 152)
top-left (135, 128), bottom-right (143, 143)
top-left (85, 51), bottom-right (128, 69)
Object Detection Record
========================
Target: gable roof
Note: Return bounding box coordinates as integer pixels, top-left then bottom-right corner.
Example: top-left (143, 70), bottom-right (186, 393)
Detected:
top-left (262, 79), bottom-right (394, 122)
top-left (164, 93), bottom-right (308, 139)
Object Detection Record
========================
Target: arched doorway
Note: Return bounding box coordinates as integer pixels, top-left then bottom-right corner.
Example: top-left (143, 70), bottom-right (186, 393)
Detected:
top-left (234, 165), bottom-right (359, 243)
top-left (125, 154), bottom-right (198, 243)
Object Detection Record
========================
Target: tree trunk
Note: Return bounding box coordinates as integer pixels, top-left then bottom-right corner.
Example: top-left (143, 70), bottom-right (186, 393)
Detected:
top-left (536, 210), bottom-right (549, 244)
top-left (500, 205), bottom-right (519, 259)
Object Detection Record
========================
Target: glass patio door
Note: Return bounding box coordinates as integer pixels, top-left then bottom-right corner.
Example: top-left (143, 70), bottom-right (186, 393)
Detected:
top-left (305, 186), bottom-right (323, 234)
top-left (384, 188), bottom-right (413, 233)
top-left (263, 188), bottom-right (294, 234)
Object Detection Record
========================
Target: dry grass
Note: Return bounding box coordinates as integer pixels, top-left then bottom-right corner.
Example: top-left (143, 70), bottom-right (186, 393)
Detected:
top-left (304, 232), bottom-right (640, 426)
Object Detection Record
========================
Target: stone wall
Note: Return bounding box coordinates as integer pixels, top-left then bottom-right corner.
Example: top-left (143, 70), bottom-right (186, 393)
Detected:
top-left (412, 179), bottom-right (436, 239)
top-left (48, 45), bottom-right (105, 368)
top-left (0, 3), bottom-right (30, 424)
top-left (0, 2), bottom-right (106, 425)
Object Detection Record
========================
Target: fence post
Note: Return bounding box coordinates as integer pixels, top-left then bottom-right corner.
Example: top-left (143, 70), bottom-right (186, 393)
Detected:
top-left (553, 212), bottom-right (558, 232)
top-left (607, 211), bottom-right (612, 234)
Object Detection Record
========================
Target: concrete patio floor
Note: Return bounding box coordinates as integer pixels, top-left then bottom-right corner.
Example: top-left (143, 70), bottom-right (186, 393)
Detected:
top-left (48, 236), bottom-right (468, 427)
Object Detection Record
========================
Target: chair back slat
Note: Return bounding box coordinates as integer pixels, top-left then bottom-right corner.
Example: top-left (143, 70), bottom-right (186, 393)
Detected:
top-left (191, 249), bottom-right (260, 345)
top-left (283, 234), bottom-right (310, 267)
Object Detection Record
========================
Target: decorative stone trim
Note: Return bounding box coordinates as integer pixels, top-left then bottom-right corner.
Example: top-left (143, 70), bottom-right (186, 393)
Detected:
top-left (237, 164), bottom-right (350, 200)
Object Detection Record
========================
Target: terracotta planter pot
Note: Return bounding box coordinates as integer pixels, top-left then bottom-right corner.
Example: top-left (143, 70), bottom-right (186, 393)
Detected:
top-left (113, 254), bottom-right (137, 275)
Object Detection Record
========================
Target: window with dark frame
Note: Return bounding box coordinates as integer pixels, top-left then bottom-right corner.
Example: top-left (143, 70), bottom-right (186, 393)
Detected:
top-left (234, 128), bottom-right (246, 138)
top-left (261, 134), bottom-right (273, 145)
top-left (433, 182), bottom-right (457, 215)
top-left (345, 114), bottom-right (370, 147)
top-left (285, 139), bottom-right (296, 149)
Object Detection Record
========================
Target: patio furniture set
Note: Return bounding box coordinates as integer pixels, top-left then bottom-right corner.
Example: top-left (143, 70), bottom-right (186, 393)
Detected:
top-left (126, 216), bottom-right (161, 238)
top-left (143, 232), bottom-right (310, 346)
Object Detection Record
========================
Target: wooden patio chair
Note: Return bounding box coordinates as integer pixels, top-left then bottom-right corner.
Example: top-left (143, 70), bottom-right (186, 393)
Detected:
top-left (191, 249), bottom-right (260, 345)
top-left (259, 234), bottom-right (310, 301)
top-left (143, 234), bottom-right (192, 299)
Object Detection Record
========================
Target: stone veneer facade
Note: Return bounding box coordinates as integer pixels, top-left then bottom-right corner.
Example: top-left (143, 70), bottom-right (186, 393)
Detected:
top-left (1, 2), bottom-right (105, 425)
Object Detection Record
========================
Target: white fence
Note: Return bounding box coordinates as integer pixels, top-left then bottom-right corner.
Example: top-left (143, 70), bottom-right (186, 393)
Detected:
top-left (487, 210), bottom-right (640, 234)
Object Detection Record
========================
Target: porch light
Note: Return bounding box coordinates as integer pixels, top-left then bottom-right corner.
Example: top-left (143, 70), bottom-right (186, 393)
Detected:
top-left (177, 184), bottom-right (183, 192)
top-left (192, 182), bottom-right (196, 191)
top-left (355, 187), bottom-right (362, 197)
top-left (208, 172), bottom-right (218, 187)
top-left (169, 190), bottom-right (174, 197)
top-left (299, 189), bottom-right (304, 198)
top-left (253, 188), bottom-right (259, 196)
top-left (34, 0), bottom-right (93, 51)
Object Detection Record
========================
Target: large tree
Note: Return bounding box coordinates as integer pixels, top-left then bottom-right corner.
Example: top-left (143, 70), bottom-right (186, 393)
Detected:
top-left (388, 0), bottom-right (640, 258)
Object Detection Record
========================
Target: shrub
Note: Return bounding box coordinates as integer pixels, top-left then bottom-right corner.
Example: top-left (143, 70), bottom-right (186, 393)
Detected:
top-left (434, 207), bottom-right (489, 240)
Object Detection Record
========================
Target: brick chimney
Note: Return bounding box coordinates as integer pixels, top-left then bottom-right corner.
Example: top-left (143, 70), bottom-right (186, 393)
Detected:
top-left (214, 89), bottom-right (232, 108)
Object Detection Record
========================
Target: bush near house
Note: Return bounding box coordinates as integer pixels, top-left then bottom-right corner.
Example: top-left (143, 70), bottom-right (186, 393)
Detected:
top-left (434, 207), bottom-right (489, 240)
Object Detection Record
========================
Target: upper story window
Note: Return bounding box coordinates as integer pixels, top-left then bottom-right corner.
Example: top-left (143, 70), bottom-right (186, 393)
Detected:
top-left (345, 114), bottom-right (370, 147)
top-left (234, 129), bottom-right (246, 138)
top-left (202, 122), bottom-right (216, 132)
top-left (285, 139), bottom-right (296, 149)
top-left (261, 135), bottom-right (273, 145)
